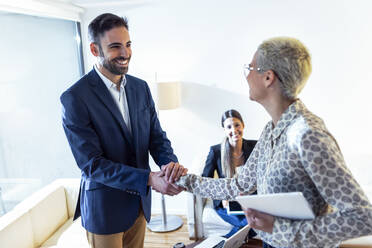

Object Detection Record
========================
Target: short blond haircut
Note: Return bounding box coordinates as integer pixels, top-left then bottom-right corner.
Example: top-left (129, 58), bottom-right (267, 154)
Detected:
top-left (256, 37), bottom-right (312, 100)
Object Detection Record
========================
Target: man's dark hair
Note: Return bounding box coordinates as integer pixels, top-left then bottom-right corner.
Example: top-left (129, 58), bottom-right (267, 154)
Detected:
top-left (88, 13), bottom-right (129, 44)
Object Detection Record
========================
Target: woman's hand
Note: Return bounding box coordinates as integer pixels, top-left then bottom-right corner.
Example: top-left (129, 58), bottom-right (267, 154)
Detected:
top-left (222, 200), bottom-right (229, 208)
top-left (244, 208), bottom-right (274, 233)
top-left (161, 162), bottom-right (188, 183)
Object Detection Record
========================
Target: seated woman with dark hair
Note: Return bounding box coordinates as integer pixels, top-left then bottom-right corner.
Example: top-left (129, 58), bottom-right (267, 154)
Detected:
top-left (202, 109), bottom-right (257, 238)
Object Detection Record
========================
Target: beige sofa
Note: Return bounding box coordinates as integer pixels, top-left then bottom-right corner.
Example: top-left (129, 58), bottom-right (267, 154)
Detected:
top-left (0, 178), bottom-right (88, 248)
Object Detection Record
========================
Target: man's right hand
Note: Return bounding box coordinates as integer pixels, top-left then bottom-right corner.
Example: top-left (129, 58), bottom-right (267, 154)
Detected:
top-left (148, 171), bottom-right (184, 196)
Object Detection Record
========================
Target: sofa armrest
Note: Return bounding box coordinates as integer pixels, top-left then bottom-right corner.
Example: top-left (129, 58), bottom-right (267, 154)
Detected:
top-left (0, 208), bottom-right (34, 248)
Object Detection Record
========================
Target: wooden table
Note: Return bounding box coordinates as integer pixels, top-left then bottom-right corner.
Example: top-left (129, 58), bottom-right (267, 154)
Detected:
top-left (241, 239), bottom-right (263, 248)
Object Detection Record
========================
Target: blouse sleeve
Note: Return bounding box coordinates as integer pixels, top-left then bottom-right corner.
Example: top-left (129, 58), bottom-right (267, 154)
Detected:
top-left (267, 129), bottom-right (372, 247)
top-left (176, 136), bottom-right (262, 200)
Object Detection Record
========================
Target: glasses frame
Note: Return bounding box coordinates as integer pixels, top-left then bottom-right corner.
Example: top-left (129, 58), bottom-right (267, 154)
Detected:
top-left (243, 64), bottom-right (262, 78)
top-left (243, 63), bottom-right (283, 82)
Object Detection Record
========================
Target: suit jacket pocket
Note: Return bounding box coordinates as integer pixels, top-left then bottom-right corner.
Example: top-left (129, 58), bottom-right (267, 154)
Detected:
top-left (138, 106), bottom-right (151, 125)
top-left (138, 105), bottom-right (150, 113)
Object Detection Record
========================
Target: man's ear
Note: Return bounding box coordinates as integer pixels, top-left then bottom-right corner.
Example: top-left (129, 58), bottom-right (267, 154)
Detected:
top-left (263, 70), bottom-right (275, 88)
top-left (90, 43), bottom-right (100, 57)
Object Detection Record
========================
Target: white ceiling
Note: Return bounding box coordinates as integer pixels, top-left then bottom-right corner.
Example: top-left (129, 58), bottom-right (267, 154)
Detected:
top-left (59, 0), bottom-right (154, 8)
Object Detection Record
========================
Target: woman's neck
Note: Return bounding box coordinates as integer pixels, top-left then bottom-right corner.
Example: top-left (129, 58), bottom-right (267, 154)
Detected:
top-left (262, 95), bottom-right (295, 127)
top-left (230, 140), bottom-right (244, 167)
top-left (230, 139), bottom-right (243, 154)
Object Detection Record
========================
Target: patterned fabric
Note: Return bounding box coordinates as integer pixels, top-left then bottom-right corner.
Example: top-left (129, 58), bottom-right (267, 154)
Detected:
top-left (177, 100), bottom-right (372, 248)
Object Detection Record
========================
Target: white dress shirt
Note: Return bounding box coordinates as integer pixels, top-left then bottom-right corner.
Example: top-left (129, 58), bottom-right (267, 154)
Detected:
top-left (94, 66), bottom-right (132, 134)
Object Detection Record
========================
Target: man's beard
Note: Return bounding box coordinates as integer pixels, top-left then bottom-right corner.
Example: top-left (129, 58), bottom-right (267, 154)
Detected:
top-left (101, 56), bottom-right (130, 75)
top-left (98, 46), bottom-right (130, 75)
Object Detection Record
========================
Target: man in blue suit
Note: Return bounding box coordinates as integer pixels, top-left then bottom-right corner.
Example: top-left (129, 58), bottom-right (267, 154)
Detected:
top-left (61, 13), bottom-right (186, 248)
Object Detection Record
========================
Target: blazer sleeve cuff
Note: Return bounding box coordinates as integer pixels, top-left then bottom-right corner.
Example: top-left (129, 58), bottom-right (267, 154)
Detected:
top-left (138, 170), bottom-right (151, 196)
top-left (123, 169), bottom-right (150, 196)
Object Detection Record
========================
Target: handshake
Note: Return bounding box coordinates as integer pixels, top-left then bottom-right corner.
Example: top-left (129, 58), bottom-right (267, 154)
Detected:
top-left (148, 162), bottom-right (188, 196)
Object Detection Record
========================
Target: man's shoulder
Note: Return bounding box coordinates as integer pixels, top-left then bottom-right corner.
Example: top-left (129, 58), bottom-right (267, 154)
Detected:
top-left (62, 70), bottom-right (95, 95)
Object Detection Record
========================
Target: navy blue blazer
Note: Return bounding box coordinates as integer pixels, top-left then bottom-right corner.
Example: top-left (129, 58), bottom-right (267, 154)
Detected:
top-left (61, 69), bottom-right (177, 234)
top-left (201, 139), bottom-right (257, 209)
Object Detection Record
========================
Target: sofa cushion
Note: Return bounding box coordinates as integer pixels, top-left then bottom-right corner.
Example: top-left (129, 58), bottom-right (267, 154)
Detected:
top-left (0, 209), bottom-right (34, 248)
top-left (41, 217), bottom-right (88, 247)
top-left (54, 179), bottom-right (80, 219)
top-left (28, 186), bottom-right (68, 247)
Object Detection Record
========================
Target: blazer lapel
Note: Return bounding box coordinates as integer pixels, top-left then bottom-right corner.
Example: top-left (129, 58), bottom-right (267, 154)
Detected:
top-left (242, 139), bottom-right (249, 161)
top-left (88, 70), bottom-right (134, 148)
top-left (125, 78), bottom-right (138, 152)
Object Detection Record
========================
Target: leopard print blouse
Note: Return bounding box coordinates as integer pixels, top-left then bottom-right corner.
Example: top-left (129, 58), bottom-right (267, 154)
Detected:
top-left (177, 100), bottom-right (372, 248)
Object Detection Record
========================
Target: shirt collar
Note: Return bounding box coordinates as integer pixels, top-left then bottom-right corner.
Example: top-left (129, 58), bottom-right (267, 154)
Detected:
top-left (94, 65), bottom-right (127, 90)
top-left (270, 99), bottom-right (305, 140)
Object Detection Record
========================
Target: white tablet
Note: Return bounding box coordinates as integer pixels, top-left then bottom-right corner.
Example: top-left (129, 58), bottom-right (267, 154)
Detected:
top-left (235, 192), bottom-right (315, 220)
top-left (227, 200), bottom-right (244, 215)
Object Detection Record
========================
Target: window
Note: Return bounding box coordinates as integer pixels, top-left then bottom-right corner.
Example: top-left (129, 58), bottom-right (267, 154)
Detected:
top-left (0, 11), bottom-right (83, 215)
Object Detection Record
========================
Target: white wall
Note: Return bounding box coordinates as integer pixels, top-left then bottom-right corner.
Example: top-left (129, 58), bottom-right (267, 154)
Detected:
top-left (79, 0), bottom-right (372, 214)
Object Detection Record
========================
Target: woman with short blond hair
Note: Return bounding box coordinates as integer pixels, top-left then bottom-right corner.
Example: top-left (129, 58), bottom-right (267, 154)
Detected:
top-left (177, 37), bottom-right (372, 248)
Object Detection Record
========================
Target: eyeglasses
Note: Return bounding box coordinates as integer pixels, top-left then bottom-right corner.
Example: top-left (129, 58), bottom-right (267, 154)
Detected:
top-left (243, 64), bottom-right (262, 78)
top-left (243, 63), bottom-right (283, 82)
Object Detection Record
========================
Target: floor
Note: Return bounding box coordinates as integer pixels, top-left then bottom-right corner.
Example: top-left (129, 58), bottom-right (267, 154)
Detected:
top-left (144, 215), bottom-right (263, 248)
top-left (144, 215), bottom-right (194, 248)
